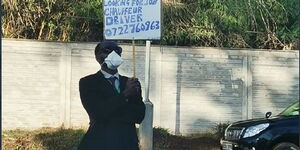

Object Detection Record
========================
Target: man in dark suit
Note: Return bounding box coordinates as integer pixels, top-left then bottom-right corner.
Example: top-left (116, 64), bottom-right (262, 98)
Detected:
top-left (78, 41), bottom-right (146, 150)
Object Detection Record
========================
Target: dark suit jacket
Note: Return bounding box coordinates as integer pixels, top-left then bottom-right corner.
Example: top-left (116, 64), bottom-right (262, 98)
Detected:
top-left (78, 71), bottom-right (146, 150)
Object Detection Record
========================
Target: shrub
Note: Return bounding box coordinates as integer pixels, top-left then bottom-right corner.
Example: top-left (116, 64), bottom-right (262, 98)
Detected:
top-left (212, 122), bottom-right (231, 140)
top-left (2, 127), bottom-right (85, 150)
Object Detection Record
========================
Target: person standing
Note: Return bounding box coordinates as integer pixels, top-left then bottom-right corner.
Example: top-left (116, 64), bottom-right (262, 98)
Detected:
top-left (78, 41), bottom-right (146, 150)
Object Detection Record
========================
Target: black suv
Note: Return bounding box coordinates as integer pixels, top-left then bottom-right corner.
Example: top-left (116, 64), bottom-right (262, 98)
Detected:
top-left (221, 101), bottom-right (299, 150)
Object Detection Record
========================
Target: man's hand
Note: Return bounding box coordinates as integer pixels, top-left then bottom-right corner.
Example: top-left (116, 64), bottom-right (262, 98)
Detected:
top-left (123, 78), bottom-right (141, 98)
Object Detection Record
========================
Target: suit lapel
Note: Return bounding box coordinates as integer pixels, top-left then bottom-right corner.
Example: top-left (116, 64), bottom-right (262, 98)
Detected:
top-left (119, 75), bottom-right (128, 93)
top-left (96, 71), bottom-right (115, 92)
top-left (96, 70), bottom-right (126, 94)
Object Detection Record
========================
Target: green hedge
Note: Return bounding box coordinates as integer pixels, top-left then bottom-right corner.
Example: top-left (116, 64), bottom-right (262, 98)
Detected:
top-left (2, 0), bottom-right (298, 49)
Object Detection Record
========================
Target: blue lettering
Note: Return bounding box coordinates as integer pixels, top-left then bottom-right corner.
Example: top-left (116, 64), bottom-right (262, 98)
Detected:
top-left (104, 0), bottom-right (131, 6)
top-left (131, 0), bottom-right (157, 6)
top-left (124, 9), bottom-right (128, 15)
top-left (120, 0), bottom-right (125, 6)
top-left (130, 15), bottom-right (136, 23)
top-left (131, 0), bottom-right (136, 6)
top-left (155, 21), bottom-right (160, 29)
top-left (129, 24), bottom-right (135, 33)
top-left (137, 14), bottom-right (142, 22)
top-left (149, 0), bottom-right (157, 5)
top-left (104, 0), bottom-right (109, 6)
top-left (109, 8), bottom-right (116, 16)
top-left (105, 7), bottom-right (143, 16)
top-left (136, 23), bottom-right (141, 32)
top-left (132, 0), bottom-right (142, 6)
top-left (104, 0), bottom-right (114, 6)
top-left (124, 25), bottom-right (129, 33)
top-left (132, 7), bottom-right (138, 13)
top-left (104, 8), bottom-right (109, 16)
top-left (128, 8), bottom-right (132, 14)
top-left (114, 16), bottom-right (119, 24)
top-left (143, 0), bottom-right (148, 5)
top-left (120, 16), bottom-right (124, 24)
top-left (118, 27), bottom-right (124, 35)
top-left (105, 29), bottom-right (112, 36)
top-left (106, 14), bottom-right (143, 26)
top-left (138, 7), bottom-right (142, 13)
top-left (125, 16), bottom-right (130, 23)
top-left (106, 17), bottom-right (113, 25)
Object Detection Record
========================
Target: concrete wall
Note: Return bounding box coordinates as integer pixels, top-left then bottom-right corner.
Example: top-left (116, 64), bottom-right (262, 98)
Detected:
top-left (2, 39), bottom-right (299, 135)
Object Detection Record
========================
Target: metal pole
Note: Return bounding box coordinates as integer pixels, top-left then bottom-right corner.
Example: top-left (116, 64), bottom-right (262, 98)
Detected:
top-left (144, 41), bottom-right (151, 101)
top-left (139, 40), bottom-right (153, 150)
top-left (132, 39), bottom-right (136, 77)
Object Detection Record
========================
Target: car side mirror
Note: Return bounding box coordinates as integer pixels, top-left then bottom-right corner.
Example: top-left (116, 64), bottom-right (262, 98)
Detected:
top-left (265, 112), bottom-right (272, 119)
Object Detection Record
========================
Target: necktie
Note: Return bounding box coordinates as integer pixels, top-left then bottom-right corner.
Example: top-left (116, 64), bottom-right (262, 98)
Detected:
top-left (108, 76), bottom-right (120, 93)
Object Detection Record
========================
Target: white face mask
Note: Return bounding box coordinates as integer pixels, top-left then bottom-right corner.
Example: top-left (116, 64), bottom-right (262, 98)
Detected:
top-left (102, 51), bottom-right (123, 70)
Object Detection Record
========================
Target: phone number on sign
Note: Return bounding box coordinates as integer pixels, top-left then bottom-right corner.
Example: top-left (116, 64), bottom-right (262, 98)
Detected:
top-left (105, 21), bottom-right (160, 37)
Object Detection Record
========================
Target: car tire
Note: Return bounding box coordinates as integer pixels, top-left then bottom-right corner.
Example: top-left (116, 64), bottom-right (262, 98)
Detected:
top-left (272, 142), bottom-right (299, 150)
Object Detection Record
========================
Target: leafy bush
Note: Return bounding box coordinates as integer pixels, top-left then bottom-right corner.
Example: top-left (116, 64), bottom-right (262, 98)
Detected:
top-left (2, 0), bottom-right (298, 49)
top-left (212, 122), bottom-right (230, 140)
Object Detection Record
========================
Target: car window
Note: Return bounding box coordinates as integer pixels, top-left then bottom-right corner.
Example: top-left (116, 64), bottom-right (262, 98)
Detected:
top-left (279, 102), bottom-right (299, 116)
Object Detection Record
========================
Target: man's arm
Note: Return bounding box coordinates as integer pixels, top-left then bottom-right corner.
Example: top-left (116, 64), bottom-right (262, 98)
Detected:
top-left (116, 80), bottom-right (146, 124)
top-left (123, 98), bottom-right (146, 124)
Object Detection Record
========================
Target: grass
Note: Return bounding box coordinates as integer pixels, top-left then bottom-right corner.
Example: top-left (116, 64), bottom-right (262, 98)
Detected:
top-left (153, 127), bottom-right (224, 150)
top-left (2, 126), bottom-right (224, 150)
top-left (2, 127), bottom-right (85, 150)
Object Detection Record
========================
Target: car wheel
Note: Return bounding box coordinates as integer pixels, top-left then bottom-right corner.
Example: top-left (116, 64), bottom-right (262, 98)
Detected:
top-left (273, 142), bottom-right (299, 150)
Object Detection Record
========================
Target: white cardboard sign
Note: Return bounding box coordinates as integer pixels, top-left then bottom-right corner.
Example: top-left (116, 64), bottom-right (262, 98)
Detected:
top-left (103, 0), bottom-right (161, 40)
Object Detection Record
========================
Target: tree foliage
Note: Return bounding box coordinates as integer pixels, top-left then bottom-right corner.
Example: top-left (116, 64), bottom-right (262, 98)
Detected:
top-left (2, 0), bottom-right (103, 41)
top-left (162, 0), bottom-right (299, 49)
top-left (2, 0), bottom-right (75, 41)
top-left (2, 0), bottom-right (299, 49)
